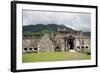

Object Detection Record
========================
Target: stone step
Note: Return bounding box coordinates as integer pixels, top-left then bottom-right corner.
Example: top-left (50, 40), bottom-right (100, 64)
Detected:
top-left (69, 50), bottom-right (77, 53)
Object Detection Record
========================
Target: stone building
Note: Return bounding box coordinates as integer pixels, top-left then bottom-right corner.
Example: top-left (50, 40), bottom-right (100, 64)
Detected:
top-left (22, 25), bottom-right (91, 53)
top-left (38, 34), bottom-right (54, 52)
top-left (23, 34), bottom-right (54, 53)
top-left (55, 26), bottom-right (91, 53)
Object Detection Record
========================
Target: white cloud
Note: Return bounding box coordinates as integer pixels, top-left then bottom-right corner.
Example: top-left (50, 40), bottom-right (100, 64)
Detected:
top-left (23, 10), bottom-right (91, 31)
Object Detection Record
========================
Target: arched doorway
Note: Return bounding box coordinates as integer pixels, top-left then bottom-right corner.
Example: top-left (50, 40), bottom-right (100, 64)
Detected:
top-left (67, 35), bottom-right (75, 49)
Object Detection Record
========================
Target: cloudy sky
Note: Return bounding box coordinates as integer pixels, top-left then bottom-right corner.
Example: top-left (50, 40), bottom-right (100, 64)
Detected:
top-left (23, 10), bottom-right (91, 32)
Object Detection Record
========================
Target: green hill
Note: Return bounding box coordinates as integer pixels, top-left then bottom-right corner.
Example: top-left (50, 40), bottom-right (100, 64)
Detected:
top-left (23, 24), bottom-right (73, 33)
top-left (23, 24), bottom-right (90, 37)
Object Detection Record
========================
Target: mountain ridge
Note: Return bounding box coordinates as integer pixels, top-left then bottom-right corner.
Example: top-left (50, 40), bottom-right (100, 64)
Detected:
top-left (23, 24), bottom-right (74, 33)
top-left (23, 24), bottom-right (90, 37)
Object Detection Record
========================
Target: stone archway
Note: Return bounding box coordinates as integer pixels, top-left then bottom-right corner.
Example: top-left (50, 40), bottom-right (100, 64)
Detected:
top-left (67, 35), bottom-right (75, 49)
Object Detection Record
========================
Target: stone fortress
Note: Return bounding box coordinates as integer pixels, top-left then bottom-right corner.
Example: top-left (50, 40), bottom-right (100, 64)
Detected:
top-left (23, 25), bottom-right (91, 53)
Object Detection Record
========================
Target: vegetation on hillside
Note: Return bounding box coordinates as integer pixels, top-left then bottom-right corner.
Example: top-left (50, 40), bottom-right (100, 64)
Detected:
top-left (23, 24), bottom-right (90, 37)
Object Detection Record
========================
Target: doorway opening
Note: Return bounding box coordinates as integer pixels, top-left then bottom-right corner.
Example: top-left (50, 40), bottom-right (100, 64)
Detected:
top-left (67, 35), bottom-right (75, 49)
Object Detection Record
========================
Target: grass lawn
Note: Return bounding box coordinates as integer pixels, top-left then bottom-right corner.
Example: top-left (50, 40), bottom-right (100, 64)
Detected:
top-left (22, 52), bottom-right (91, 63)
